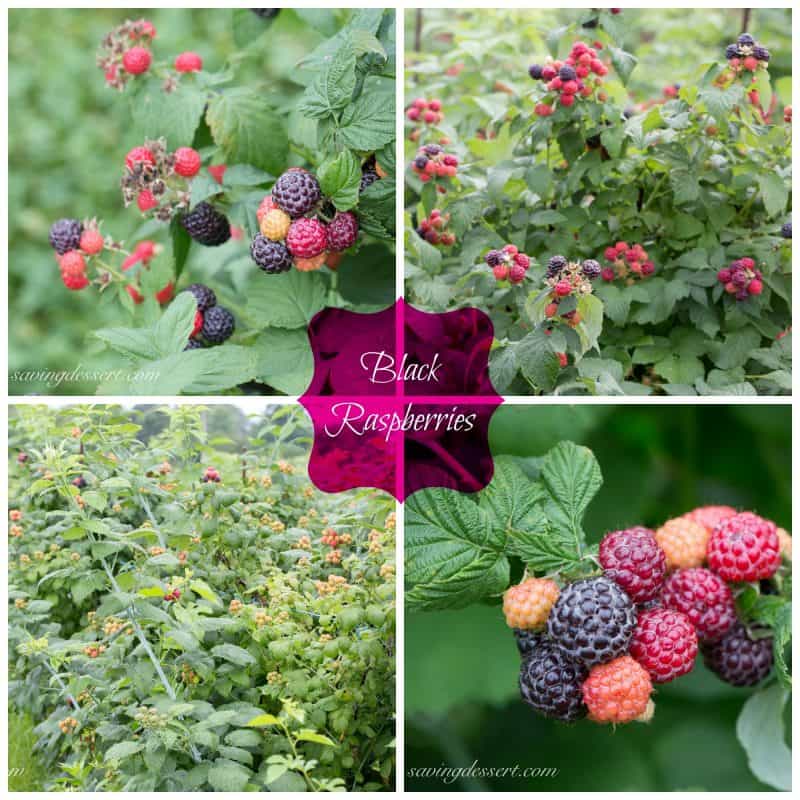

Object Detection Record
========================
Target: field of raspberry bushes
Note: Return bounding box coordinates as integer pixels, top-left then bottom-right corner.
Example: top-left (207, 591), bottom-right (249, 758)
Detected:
top-left (8, 405), bottom-right (396, 791)
top-left (405, 404), bottom-right (791, 791)
top-left (9, 8), bottom-right (395, 395)
top-left (404, 8), bottom-right (792, 395)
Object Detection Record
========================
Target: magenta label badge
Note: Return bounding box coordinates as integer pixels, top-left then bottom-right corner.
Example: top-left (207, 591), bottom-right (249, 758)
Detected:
top-left (299, 300), bottom-right (503, 500)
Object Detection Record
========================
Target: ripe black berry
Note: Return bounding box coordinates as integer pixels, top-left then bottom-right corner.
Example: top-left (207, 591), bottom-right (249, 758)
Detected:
top-left (182, 283), bottom-right (217, 312)
top-left (547, 254), bottom-right (568, 277)
top-left (753, 45), bottom-right (771, 62)
top-left (725, 43), bottom-right (740, 60)
top-left (181, 202), bottom-right (231, 246)
top-left (272, 169), bottom-right (321, 218)
top-left (413, 156), bottom-right (429, 170)
top-left (781, 222), bottom-right (792, 239)
top-left (559, 65), bottom-right (577, 82)
top-left (184, 339), bottom-right (205, 351)
top-left (701, 623), bottom-right (773, 686)
top-left (250, 234), bottom-right (293, 274)
top-left (360, 169), bottom-right (380, 193)
top-left (546, 576), bottom-right (636, 667)
top-left (528, 64), bottom-right (543, 80)
top-left (581, 259), bottom-right (601, 280)
top-left (423, 144), bottom-right (442, 156)
top-left (201, 306), bottom-right (235, 344)
top-left (737, 33), bottom-right (755, 46)
top-left (49, 218), bottom-right (84, 255)
top-left (514, 628), bottom-right (542, 657)
top-left (72, 476), bottom-right (87, 489)
top-left (519, 639), bottom-right (589, 721)
top-left (485, 249), bottom-right (503, 267)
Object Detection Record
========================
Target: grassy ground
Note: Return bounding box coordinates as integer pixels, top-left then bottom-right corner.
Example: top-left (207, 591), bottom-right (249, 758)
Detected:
top-left (9, 712), bottom-right (46, 791)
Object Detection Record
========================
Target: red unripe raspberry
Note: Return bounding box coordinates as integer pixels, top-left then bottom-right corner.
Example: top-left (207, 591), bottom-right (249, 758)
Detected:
top-left (493, 264), bottom-right (509, 281)
top-left (424, 160), bottom-right (437, 175)
top-left (555, 280), bottom-right (572, 297)
top-left (503, 578), bottom-right (559, 629)
top-left (717, 268), bottom-right (732, 283)
top-left (514, 253), bottom-right (530, 269)
top-left (126, 146), bottom-right (156, 171)
top-left (545, 302), bottom-right (559, 317)
top-left (548, 77), bottom-right (563, 91)
top-left (413, 97), bottom-right (427, 109)
top-left (725, 281), bottom-right (737, 294)
top-left (129, 19), bottom-right (156, 39)
top-left (560, 93), bottom-right (576, 106)
top-left (655, 516), bottom-right (710, 570)
top-left (747, 279), bottom-right (763, 295)
top-left (191, 310), bottom-right (203, 338)
top-left (582, 656), bottom-right (652, 724)
top-left (740, 257), bottom-right (755, 269)
top-left (593, 62), bottom-right (608, 76)
top-left (79, 229), bottom-right (104, 256)
top-left (174, 147), bottom-right (201, 177)
top-left (443, 154), bottom-right (459, 167)
top-left (423, 110), bottom-right (436, 124)
top-left (615, 241), bottom-right (628, 253)
top-left (684, 505), bottom-right (737, 533)
top-left (535, 103), bottom-right (552, 117)
top-left (743, 56), bottom-right (758, 71)
top-left (175, 51), bottom-right (203, 73)
top-left (326, 211), bottom-right (358, 252)
top-left (661, 568), bottom-right (736, 641)
top-left (155, 282), bottom-right (174, 304)
top-left (576, 65), bottom-right (590, 79)
top-left (557, 352), bottom-right (568, 368)
top-left (135, 240), bottom-right (157, 262)
top-left (406, 107), bottom-right (421, 121)
top-left (286, 217), bottom-right (328, 259)
top-left (541, 65), bottom-right (557, 81)
top-left (707, 512), bottom-right (780, 582)
top-left (641, 261), bottom-right (655, 276)
top-left (749, 89), bottom-right (760, 105)
top-left (582, 86), bottom-right (595, 98)
top-left (503, 244), bottom-right (518, 256)
top-left (137, 191), bottom-right (158, 212)
top-left (601, 267), bottom-right (615, 281)
top-left (599, 526), bottom-right (666, 603)
top-left (561, 80), bottom-right (579, 95)
top-left (126, 285), bottom-right (144, 304)
top-left (62, 271), bottom-right (89, 291)
top-left (429, 99), bottom-right (442, 111)
top-left (204, 164), bottom-right (225, 185)
top-left (578, 52), bottom-right (593, 66)
top-left (509, 264), bottom-right (527, 284)
top-left (441, 233), bottom-right (455, 246)
top-left (630, 608), bottom-right (698, 683)
top-left (122, 47), bottom-right (152, 75)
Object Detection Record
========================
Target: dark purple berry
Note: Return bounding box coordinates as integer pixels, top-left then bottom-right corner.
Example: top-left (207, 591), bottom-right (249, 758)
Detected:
top-left (701, 623), bottom-right (773, 686)
top-left (49, 218), bottom-right (84, 255)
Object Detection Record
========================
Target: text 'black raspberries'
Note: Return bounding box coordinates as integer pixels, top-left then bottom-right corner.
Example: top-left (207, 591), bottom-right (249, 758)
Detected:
top-left (251, 234), bottom-right (293, 274)
top-left (272, 169), bottom-right (321, 218)
top-left (201, 305), bottom-right (235, 344)
top-left (546, 576), bottom-right (636, 667)
top-left (519, 640), bottom-right (589, 721)
top-left (181, 202), bottom-right (231, 247)
top-left (49, 218), bottom-right (84, 255)
top-left (183, 283), bottom-right (217, 312)
top-left (701, 623), bottom-right (773, 686)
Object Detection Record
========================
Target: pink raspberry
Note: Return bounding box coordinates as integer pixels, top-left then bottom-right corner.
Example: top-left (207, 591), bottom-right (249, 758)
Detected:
top-left (175, 51), bottom-right (203, 73)
top-left (707, 512), bottom-right (780, 582)
top-left (122, 47), bottom-right (152, 75)
top-left (601, 267), bottom-right (615, 281)
top-left (326, 212), bottom-right (358, 252)
top-left (555, 280), bottom-right (572, 297)
top-left (598, 526), bottom-right (666, 603)
top-left (684, 505), bottom-right (737, 533)
top-left (79, 229), bottom-right (105, 256)
top-left (630, 607), bottom-right (698, 683)
top-left (661, 568), bottom-right (736, 641)
top-left (126, 146), bottom-right (156, 171)
top-left (137, 191), bottom-right (158, 212)
top-left (509, 264), bottom-right (527, 284)
top-left (514, 253), bottom-right (530, 269)
top-left (493, 264), bottom-right (509, 281)
top-left (286, 217), bottom-right (328, 259)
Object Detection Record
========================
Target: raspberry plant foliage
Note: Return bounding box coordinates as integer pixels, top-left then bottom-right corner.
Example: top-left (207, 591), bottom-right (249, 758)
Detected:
top-left (404, 10), bottom-right (791, 395)
top-left (9, 405), bottom-right (396, 791)
top-left (46, 10), bottom-right (396, 395)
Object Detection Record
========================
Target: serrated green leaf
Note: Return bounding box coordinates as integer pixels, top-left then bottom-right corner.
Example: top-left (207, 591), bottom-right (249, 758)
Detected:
top-left (736, 684), bottom-right (791, 791)
top-left (317, 149), bottom-right (361, 211)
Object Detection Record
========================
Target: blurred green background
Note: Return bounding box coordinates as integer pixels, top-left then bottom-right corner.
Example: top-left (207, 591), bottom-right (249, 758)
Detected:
top-left (406, 404), bottom-right (791, 791)
top-left (8, 8), bottom-right (354, 395)
top-left (406, 7), bottom-right (792, 100)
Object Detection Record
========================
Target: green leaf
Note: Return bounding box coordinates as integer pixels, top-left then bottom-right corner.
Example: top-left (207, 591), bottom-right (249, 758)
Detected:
top-left (478, 456), bottom-right (543, 533)
top-left (317, 149), bottom-right (361, 211)
top-left (295, 729), bottom-right (337, 747)
top-left (80, 491), bottom-right (107, 512)
top-left (772, 603), bottom-right (792, 688)
top-left (189, 579), bottom-right (222, 607)
top-left (207, 89), bottom-right (288, 176)
top-left (245, 270), bottom-right (327, 330)
top-left (211, 644), bottom-right (256, 666)
top-left (93, 326), bottom-right (159, 362)
top-left (154, 292), bottom-right (196, 357)
top-left (757, 172), bottom-right (789, 219)
top-left (252, 328), bottom-right (314, 395)
top-left (539, 441), bottom-right (601, 555)
top-left (576, 293), bottom-right (604, 355)
top-left (132, 83), bottom-right (206, 149)
top-left (514, 329), bottom-right (559, 392)
top-left (357, 178), bottom-right (395, 238)
top-left (232, 8), bottom-right (276, 48)
top-left (336, 243), bottom-right (395, 305)
top-left (297, 35), bottom-right (357, 119)
top-left (170, 216), bottom-right (192, 281)
top-left (337, 88), bottom-right (394, 151)
top-left (405, 489), bottom-right (509, 612)
top-left (104, 740), bottom-right (144, 763)
top-left (736, 684), bottom-right (791, 791)
top-left (207, 760), bottom-right (252, 792)
top-left (246, 713), bottom-right (280, 728)
top-left (609, 47), bottom-right (637, 85)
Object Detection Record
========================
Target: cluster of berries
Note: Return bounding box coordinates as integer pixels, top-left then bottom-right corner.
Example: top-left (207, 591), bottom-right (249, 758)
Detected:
top-left (717, 257), bottom-right (763, 300)
top-left (416, 209), bottom-right (456, 247)
top-left (59, 717), bottom-right (79, 735)
top-left (507, 507), bottom-right (789, 724)
top-left (49, 218), bottom-right (105, 292)
top-left (543, 255), bottom-right (600, 324)
top-left (406, 97), bottom-right (444, 126)
top-left (163, 587), bottom-right (181, 602)
top-left (530, 41), bottom-right (609, 116)
top-left (411, 144), bottom-right (459, 185)
top-left (182, 283), bottom-right (235, 349)
top-left (72, 476), bottom-right (87, 489)
top-left (250, 168), bottom-right (359, 275)
top-left (485, 244), bottom-right (531, 285)
top-left (200, 466), bottom-right (221, 483)
top-left (601, 241), bottom-right (656, 282)
top-left (98, 18), bottom-right (204, 91)
top-left (725, 32), bottom-right (771, 70)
